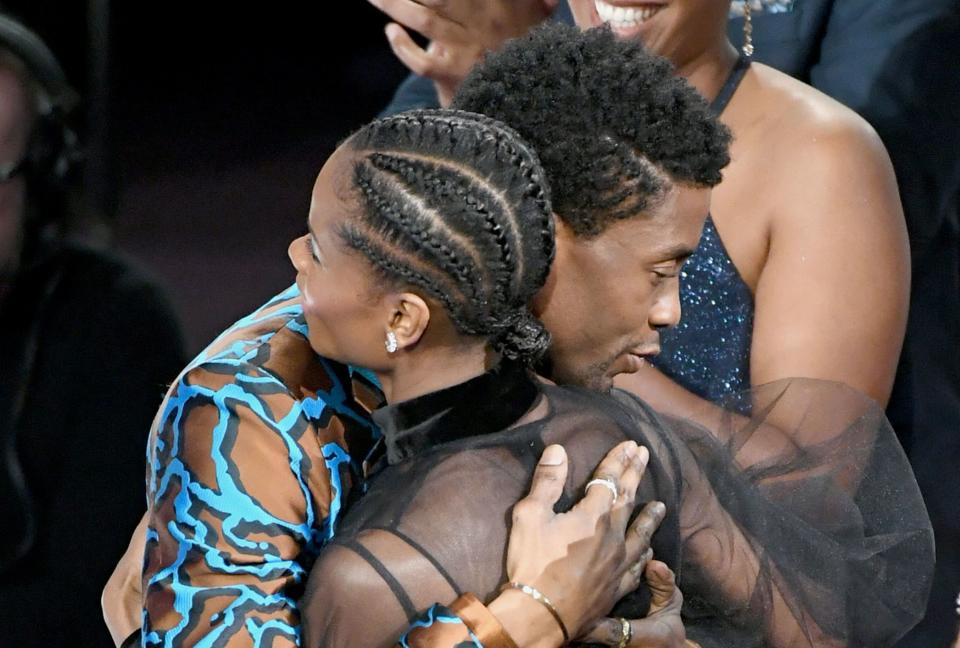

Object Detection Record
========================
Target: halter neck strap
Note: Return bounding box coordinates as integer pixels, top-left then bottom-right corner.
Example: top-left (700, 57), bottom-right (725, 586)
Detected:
top-left (710, 55), bottom-right (751, 116)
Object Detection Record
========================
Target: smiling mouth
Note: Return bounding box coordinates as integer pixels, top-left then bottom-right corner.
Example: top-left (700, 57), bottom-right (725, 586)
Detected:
top-left (594, 0), bottom-right (665, 29)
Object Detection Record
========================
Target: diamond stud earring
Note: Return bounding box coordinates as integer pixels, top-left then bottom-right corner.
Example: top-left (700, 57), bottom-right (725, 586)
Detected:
top-left (385, 331), bottom-right (398, 354)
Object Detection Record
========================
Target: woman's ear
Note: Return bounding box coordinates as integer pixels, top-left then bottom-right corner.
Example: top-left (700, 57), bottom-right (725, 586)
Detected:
top-left (386, 292), bottom-right (431, 352)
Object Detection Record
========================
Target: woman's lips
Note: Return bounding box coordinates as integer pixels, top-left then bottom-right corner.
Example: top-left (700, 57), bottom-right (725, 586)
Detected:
top-left (593, 0), bottom-right (665, 37)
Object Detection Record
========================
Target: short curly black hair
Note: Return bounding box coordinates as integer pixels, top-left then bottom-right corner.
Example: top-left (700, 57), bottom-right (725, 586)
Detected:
top-left (453, 23), bottom-right (731, 238)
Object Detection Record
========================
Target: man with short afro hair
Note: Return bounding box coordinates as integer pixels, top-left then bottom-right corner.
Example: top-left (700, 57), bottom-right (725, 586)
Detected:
top-left (453, 22), bottom-right (731, 238)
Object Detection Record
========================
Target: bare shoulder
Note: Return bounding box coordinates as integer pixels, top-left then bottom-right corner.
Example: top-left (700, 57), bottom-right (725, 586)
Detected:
top-left (729, 62), bottom-right (902, 237)
top-left (743, 63), bottom-right (890, 169)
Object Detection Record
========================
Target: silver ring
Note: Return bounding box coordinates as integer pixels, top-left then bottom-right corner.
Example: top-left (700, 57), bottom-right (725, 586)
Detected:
top-left (585, 477), bottom-right (618, 504)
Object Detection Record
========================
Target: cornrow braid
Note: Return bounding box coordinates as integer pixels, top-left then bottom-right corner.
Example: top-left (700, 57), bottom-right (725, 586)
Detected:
top-left (354, 159), bottom-right (482, 307)
top-left (368, 152), bottom-right (513, 307)
top-left (339, 224), bottom-right (479, 335)
top-left (341, 109), bottom-right (555, 363)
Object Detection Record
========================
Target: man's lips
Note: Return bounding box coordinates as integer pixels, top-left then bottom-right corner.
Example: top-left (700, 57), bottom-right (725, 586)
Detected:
top-left (619, 345), bottom-right (661, 374)
top-left (631, 345), bottom-right (661, 358)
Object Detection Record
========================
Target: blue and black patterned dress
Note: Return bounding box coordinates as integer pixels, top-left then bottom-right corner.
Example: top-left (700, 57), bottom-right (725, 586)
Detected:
top-left (140, 286), bottom-right (517, 647)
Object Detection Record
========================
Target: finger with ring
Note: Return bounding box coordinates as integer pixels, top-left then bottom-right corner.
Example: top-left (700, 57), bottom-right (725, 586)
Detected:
top-left (585, 477), bottom-right (619, 503)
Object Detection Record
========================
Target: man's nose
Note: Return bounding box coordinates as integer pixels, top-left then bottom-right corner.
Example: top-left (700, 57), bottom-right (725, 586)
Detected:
top-left (650, 288), bottom-right (681, 330)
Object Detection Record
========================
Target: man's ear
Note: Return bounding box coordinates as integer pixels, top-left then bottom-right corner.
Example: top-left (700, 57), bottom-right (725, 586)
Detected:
top-left (387, 291), bottom-right (431, 351)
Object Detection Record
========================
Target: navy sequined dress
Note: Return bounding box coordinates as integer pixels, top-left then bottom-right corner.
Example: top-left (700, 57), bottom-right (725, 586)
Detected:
top-left (651, 57), bottom-right (753, 412)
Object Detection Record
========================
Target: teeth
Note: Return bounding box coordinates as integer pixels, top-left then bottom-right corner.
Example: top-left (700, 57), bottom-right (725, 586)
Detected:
top-left (594, 0), bottom-right (663, 28)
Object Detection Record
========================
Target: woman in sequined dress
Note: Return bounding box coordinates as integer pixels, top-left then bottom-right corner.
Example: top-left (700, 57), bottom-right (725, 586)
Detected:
top-left (567, 0), bottom-right (910, 427)
top-left (360, 1), bottom-right (939, 642)
top-left (369, 0), bottom-right (909, 438)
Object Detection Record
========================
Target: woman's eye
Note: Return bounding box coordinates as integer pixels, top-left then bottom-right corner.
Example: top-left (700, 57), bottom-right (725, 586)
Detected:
top-left (306, 238), bottom-right (321, 263)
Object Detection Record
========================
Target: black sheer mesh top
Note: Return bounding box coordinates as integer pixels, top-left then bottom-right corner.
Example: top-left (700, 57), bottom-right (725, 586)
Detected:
top-left (301, 361), bottom-right (933, 648)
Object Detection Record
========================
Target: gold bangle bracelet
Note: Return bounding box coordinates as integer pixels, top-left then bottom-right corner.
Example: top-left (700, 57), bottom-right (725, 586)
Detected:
top-left (616, 617), bottom-right (632, 648)
top-left (499, 581), bottom-right (570, 644)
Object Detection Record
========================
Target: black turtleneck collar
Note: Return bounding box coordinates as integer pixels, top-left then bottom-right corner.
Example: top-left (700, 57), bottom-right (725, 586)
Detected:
top-left (371, 359), bottom-right (540, 466)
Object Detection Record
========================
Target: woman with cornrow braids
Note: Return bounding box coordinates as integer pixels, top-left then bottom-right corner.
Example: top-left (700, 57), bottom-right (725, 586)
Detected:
top-left (135, 106), bottom-right (677, 648)
top-left (286, 108), bottom-right (930, 648)
top-left (334, 112), bottom-right (553, 360)
top-left (110, 29), bottom-right (930, 648)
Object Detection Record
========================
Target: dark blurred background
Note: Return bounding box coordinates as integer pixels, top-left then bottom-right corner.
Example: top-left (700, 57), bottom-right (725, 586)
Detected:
top-left (7, 0), bottom-right (409, 352)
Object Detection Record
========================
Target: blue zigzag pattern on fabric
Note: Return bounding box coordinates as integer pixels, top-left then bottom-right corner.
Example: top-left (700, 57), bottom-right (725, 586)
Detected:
top-left (143, 286), bottom-right (379, 647)
top-left (399, 605), bottom-right (480, 648)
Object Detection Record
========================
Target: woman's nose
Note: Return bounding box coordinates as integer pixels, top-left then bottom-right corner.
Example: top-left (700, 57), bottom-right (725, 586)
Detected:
top-left (288, 235), bottom-right (307, 271)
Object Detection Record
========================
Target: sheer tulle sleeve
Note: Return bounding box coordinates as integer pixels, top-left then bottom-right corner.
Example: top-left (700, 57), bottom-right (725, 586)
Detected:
top-left (300, 539), bottom-right (418, 647)
top-left (301, 530), bottom-right (515, 648)
top-left (612, 378), bottom-right (935, 647)
top-left (297, 377), bottom-right (933, 648)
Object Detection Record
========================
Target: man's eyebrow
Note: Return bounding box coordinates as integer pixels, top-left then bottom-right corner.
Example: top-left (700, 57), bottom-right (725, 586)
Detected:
top-left (651, 244), bottom-right (696, 262)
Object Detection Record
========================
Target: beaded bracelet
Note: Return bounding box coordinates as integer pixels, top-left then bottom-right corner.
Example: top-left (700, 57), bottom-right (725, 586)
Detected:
top-left (498, 581), bottom-right (570, 644)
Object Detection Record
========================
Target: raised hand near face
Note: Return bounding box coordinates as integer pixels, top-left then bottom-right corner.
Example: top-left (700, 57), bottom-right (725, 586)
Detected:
top-left (367, 0), bottom-right (556, 106)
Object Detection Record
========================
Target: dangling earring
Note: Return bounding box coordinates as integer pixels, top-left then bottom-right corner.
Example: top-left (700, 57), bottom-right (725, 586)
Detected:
top-left (742, 1), bottom-right (755, 57)
top-left (385, 331), bottom-right (398, 354)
